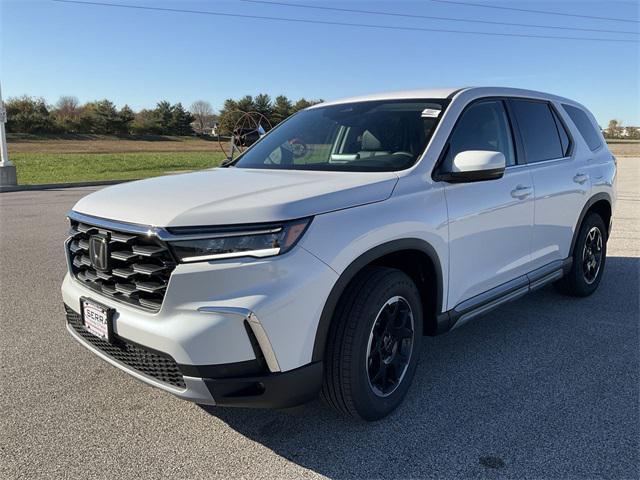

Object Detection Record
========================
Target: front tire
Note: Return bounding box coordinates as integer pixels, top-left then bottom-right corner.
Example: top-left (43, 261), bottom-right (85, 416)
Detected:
top-left (321, 266), bottom-right (423, 421)
top-left (557, 212), bottom-right (607, 297)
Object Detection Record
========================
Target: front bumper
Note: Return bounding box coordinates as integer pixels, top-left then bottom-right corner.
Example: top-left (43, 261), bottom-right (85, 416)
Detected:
top-left (65, 304), bottom-right (323, 407)
top-left (62, 244), bottom-right (337, 370)
top-left (62, 241), bottom-right (337, 407)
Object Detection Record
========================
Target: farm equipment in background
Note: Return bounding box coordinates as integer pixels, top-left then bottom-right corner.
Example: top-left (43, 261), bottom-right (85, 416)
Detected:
top-left (218, 111), bottom-right (272, 161)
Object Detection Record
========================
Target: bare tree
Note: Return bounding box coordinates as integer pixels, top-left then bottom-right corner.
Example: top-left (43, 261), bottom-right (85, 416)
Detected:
top-left (56, 96), bottom-right (80, 115)
top-left (190, 100), bottom-right (214, 135)
top-left (54, 96), bottom-right (81, 132)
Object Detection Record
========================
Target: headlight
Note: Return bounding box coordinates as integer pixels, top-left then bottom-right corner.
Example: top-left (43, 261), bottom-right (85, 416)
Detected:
top-left (168, 217), bottom-right (312, 263)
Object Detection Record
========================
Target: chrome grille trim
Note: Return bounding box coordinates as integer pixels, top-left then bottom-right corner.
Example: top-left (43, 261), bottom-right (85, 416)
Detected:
top-left (132, 245), bottom-right (167, 257)
top-left (111, 250), bottom-right (138, 262)
top-left (67, 210), bottom-right (284, 242)
top-left (66, 213), bottom-right (177, 312)
top-left (110, 232), bottom-right (137, 244)
top-left (133, 263), bottom-right (166, 275)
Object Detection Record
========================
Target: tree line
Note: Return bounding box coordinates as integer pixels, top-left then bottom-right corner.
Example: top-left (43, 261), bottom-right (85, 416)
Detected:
top-left (217, 94), bottom-right (321, 135)
top-left (5, 96), bottom-right (195, 136)
top-left (4, 94), bottom-right (321, 136)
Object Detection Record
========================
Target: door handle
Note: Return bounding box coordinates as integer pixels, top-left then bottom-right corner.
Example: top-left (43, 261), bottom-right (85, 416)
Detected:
top-left (573, 172), bottom-right (589, 184)
top-left (511, 185), bottom-right (532, 199)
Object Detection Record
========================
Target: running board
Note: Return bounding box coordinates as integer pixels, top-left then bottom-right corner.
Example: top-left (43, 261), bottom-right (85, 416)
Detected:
top-left (443, 258), bottom-right (572, 331)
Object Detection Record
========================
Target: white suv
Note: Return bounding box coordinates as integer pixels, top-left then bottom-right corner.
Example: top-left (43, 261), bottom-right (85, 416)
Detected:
top-left (62, 87), bottom-right (616, 420)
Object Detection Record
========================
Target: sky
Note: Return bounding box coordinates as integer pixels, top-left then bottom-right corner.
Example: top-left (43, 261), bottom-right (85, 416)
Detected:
top-left (1, 0), bottom-right (638, 126)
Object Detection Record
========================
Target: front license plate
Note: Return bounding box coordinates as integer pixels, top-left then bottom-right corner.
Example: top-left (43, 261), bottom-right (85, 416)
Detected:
top-left (81, 298), bottom-right (113, 342)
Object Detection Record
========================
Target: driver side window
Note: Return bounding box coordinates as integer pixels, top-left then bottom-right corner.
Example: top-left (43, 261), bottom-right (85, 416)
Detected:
top-left (443, 100), bottom-right (516, 171)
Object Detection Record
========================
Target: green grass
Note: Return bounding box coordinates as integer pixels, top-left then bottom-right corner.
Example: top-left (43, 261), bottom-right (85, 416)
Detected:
top-left (11, 151), bottom-right (226, 184)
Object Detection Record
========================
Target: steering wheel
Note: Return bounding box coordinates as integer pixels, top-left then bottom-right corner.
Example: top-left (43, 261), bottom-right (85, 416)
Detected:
top-left (392, 151), bottom-right (413, 158)
top-left (288, 138), bottom-right (309, 159)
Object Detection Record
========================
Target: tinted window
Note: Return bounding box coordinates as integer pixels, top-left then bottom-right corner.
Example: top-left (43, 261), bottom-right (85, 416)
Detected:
top-left (511, 99), bottom-right (564, 163)
top-left (563, 104), bottom-right (602, 151)
top-left (444, 100), bottom-right (516, 170)
top-left (551, 108), bottom-right (571, 156)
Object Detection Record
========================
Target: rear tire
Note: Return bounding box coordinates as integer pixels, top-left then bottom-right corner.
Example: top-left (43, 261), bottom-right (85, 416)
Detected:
top-left (557, 212), bottom-right (607, 297)
top-left (321, 266), bottom-right (423, 421)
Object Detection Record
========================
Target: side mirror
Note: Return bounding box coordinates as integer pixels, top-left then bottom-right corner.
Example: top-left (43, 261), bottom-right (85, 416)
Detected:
top-left (440, 150), bottom-right (506, 183)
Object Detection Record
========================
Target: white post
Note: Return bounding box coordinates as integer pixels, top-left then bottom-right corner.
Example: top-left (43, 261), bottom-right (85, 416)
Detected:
top-left (0, 81), bottom-right (17, 187)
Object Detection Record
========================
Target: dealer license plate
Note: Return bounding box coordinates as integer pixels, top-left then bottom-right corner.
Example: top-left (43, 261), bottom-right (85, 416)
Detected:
top-left (81, 298), bottom-right (112, 342)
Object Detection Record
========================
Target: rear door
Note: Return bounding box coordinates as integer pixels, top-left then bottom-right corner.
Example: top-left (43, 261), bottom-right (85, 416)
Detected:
top-left (508, 98), bottom-right (590, 269)
top-left (439, 99), bottom-right (535, 309)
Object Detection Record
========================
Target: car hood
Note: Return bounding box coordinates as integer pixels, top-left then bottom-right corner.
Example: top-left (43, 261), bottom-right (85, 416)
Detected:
top-left (72, 167), bottom-right (399, 227)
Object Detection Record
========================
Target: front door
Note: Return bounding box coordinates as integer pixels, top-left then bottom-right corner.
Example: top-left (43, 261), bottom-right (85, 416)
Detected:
top-left (439, 99), bottom-right (535, 309)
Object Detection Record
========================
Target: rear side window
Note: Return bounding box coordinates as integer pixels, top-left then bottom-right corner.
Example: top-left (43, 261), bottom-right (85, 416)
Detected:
top-left (563, 104), bottom-right (602, 151)
top-left (510, 99), bottom-right (564, 163)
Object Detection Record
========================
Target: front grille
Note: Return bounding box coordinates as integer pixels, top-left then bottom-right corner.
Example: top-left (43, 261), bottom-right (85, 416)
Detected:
top-left (66, 305), bottom-right (186, 389)
top-left (67, 218), bottom-right (177, 312)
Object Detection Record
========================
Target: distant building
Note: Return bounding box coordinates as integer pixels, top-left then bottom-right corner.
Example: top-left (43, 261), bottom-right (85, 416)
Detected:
top-left (603, 126), bottom-right (639, 139)
top-left (190, 116), bottom-right (219, 136)
top-left (620, 127), bottom-right (636, 138)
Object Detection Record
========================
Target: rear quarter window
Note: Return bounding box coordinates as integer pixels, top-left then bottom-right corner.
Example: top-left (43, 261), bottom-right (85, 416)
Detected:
top-left (562, 104), bottom-right (603, 151)
top-left (551, 107), bottom-right (571, 157)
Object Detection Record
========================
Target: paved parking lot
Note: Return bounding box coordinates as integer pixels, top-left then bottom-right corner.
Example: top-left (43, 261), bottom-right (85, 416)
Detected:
top-left (1, 159), bottom-right (638, 479)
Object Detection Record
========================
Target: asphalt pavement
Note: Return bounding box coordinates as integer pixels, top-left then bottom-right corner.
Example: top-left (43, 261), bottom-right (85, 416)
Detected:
top-left (1, 159), bottom-right (638, 479)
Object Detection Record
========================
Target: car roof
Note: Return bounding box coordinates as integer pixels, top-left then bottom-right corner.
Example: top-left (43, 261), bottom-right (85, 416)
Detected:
top-left (310, 87), bottom-right (578, 109)
top-left (310, 88), bottom-right (463, 108)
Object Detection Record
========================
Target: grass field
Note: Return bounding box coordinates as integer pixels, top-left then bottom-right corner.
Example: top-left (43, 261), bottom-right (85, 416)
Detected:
top-left (604, 139), bottom-right (640, 157)
top-left (5, 134), bottom-right (639, 185)
top-left (7, 134), bottom-right (228, 184)
top-left (10, 151), bottom-right (226, 184)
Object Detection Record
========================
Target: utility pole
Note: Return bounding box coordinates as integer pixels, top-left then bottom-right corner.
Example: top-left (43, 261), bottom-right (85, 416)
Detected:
top-left (0, 81), bottom-right (18, 187)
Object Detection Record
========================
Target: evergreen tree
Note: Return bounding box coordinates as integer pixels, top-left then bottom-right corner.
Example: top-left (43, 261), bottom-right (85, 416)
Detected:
top-left (253, 93), bottom-right (273, 120)
top-left (272, 95), bottom-right (293, 124)
top-left (236, 95), bottom-right (255, 113)
top-left (93, 99), bottom-right (120, 134)
top-left (155, 101), bottom-right (174, 135)
top-left (171, 102), bottom-right (194, 136)
top-left (117, 105), bottom-right (135, 134)
top-left (73, 99), bottom-right (119, 134)
top-left (292, 98), bottom-right (313, 113)
top-left (218, 98), bottom-right (241, 136)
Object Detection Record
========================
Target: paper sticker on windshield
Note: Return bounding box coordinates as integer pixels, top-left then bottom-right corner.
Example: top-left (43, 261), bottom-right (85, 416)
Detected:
top-left (421, 108), bottom-right (441, 118)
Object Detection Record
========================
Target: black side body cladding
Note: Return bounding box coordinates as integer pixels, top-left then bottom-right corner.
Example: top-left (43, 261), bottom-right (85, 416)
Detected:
top-left (569, 192), bottom-right (612, 254)
top-left (204, 361), bottom-right (323, 408)
top-left (311, 239), bottom-right (445, 362)
top-left (443, 258), bottom-right (573, 330)
top-left (178, 358), bottom-right (265, 379)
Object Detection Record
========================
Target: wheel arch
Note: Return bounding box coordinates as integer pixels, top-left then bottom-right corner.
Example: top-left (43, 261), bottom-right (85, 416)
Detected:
top-left (311, 239), bottom-right (445, 363)
top-left (570, 192), bottom-right (612, 255)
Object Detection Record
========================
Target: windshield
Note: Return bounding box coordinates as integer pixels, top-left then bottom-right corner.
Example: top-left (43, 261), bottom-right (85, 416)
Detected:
top-left (231, 99), bottom-right (448, 172)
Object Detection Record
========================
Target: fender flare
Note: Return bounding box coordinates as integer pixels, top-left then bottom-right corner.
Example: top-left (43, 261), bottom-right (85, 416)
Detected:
top-left (311, 238), bottom-right (444, 362)
top-left (569, 192), bottom-right (612, 255)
